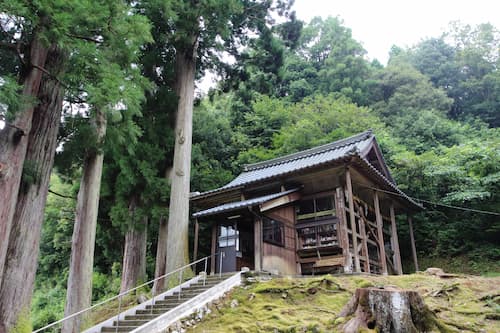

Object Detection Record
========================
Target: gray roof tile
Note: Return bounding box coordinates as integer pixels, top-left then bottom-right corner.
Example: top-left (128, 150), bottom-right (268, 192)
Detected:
top-left (193, 131), bottom-right (374, 197)
top-left (192, 188), bottom-right (300, 218)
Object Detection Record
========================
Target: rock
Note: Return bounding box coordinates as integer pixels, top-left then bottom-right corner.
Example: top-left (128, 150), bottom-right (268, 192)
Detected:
top-left (248, 292), bottom-right (256, 301)
top-left (425, 267), bottom-right (445, 276)
top-left (230, 299), bottom-right (239, 308)
top-left (424, 267), bottom-right (459, 278)
top-left (281, 292), bottom-right (288, 299)
top-left (195, 307), bottom-right (205, 321)
top-left (246, 277), bottom-right (257, 283)
top-left (307, 287), bottom-right (318, 295)
top-left (137, 293), bottom-right (148, 304)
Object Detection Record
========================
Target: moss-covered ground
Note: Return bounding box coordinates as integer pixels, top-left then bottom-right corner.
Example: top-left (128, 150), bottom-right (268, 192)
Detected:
top-left (187, 273), bottom-right (500, 333)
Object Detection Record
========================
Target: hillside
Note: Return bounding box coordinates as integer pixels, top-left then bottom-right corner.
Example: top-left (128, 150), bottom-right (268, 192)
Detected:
top-left (183, 272), bottom-right (500, 333)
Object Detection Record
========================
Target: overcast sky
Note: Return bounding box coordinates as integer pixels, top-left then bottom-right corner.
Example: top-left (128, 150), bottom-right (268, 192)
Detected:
top-left (292, 0), bottom-right (500, 64)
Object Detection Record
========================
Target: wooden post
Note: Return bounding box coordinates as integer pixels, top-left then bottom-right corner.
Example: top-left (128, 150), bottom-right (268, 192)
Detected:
top-left (373, 191), bottom-right (388, 275)
top-left (335, 188), bottom-right (351, 272)
top-left (346, 168), bottom-right (361, 272)
top-left (407, 214), bottom-right (419, 272)
top-left (254, 218), bottom-right (262, 271)
top-left (389, 204), bottom-right (403, 275)
top-left (358, 207), bottom-right (370, 273)
top-left (193, 219), bottom-right (199, 262)
top-left (210, 223), bottom-right (217, 274)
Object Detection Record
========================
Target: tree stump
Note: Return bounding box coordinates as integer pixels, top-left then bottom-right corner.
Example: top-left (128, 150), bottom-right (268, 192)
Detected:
top-left (338, 287), bottom-right (438, 333)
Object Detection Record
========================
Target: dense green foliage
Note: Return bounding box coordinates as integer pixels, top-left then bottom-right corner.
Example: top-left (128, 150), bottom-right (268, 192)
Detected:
top-left (20, 8), bottom-right (499, 329)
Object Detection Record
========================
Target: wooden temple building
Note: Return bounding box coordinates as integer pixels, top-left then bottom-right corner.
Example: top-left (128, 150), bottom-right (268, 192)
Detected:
top-left (190, 131), bottom-right (421, 275)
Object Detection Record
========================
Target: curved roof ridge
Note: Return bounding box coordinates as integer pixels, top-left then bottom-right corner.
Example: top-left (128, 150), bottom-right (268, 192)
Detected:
top-left (244, 130), bottom-right (373, 171)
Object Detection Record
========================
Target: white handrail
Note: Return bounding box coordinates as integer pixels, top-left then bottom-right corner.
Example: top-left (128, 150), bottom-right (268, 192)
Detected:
top-left (33, 253), bottom-right (221, 333)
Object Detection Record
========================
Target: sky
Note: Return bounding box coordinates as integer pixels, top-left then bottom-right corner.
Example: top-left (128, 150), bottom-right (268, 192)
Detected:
top-left (292, 0), bottom-right (500, 64)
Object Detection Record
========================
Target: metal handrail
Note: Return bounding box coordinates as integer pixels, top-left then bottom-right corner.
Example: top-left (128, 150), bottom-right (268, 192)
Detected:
top-left (33, 253), bottom-right (222, 333)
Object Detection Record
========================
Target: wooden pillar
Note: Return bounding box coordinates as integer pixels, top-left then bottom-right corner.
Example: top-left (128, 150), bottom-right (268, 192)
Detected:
top-left (193, 219), bottom-right (199, 262)
top-left (407, 214), bottom-right (419, 272)
top-left (345, 168), bottom-right (361, 272)
top-left (210, 223), bottom-right (217, 274)
top-left (389, 204), bottom-right (403, 275)
top-left (358, 208), bottom-right (370, 273)
top-left (254, 218), bottom-right (262, 271)
top-left (335, 188), bottom-right (351, 272)
top-left (373, 191), bottom-right (388, 275)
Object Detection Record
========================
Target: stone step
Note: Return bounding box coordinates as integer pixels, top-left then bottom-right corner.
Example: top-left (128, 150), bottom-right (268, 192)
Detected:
top-left (136, 308), bottom-right (175, 315)
top-left (153, 299), bottom-right (187, 306)
top-left (145, 303), bottom-right (177, 310)
top-left (185, 284), bottom-right (217, 290)
top-left (200, 277), bottom-right (228, 282)
top-left (187, 281), bottom-right (221, 289)
top-left (124, 314), bottom-right (160, 321)
top-left (169, 291), bottom-right (205, 298)
top-left (113, 319), bottom-right (149, 327)
top-left (101, 326), bottom-right (136, 332)
top-left (150, 302), bottom-right (183, 309)
top-left (97, 274), bottom-right (234, 333)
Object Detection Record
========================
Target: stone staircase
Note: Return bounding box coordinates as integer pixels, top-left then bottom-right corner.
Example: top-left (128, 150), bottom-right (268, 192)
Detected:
top-left (91, 273), bottom-right (239, 333)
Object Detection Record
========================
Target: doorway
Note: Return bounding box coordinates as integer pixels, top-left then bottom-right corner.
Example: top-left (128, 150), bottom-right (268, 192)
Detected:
top-left (216, 217), bottom-right (255, 273)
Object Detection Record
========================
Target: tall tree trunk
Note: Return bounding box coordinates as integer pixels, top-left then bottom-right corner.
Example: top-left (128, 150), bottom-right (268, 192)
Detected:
top-left (153, 167), bottom-right (171, 294)
top-left (62, 109), bottom-right (107, 333)
top-left (120, 197), bottom-right (148, 293)
top-left (153, 215), bottom-right (168, 294)
top-left (0, 36), bottom-right (48, 288)
top-left (0, 45), bottom-right (65, 333)
top-left (165, 40), bottom-right (198, 276)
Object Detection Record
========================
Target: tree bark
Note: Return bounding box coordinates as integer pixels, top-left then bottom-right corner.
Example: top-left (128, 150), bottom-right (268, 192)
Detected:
top-left (120, 197), bottom-right (148, 293)
top-left (153, 166), bottom-right (172, 294)
top-left (62, 109), bottom-right (107, 333)
top-left (339, 287), bottom-right (439, 333)
top-left (0, 45), bottom-right (65, 333)
top-left (153, 215), bottom-right (168, 294)
top-left (165, 40), bottom-right (198, 276)
top-left (0, 35), bottom-right (48, 288)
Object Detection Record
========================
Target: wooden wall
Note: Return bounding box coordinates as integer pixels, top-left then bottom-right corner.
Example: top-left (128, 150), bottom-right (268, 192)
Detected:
top-left (261, 205), bottom-right (297, 275)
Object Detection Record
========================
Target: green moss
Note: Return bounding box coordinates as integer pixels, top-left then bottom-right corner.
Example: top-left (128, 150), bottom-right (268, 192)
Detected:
top-left (352, 277), bottom-right (374, 288)
top-left (187, 274), bottom-right (500, 333)
top-left (11, 309), bottom-right (32, 333)
top-left (358, 328), bottom-right (377, 333)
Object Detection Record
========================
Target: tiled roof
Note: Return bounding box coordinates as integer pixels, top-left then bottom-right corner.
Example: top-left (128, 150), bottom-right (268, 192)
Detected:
top-left (191, 130), bottom-right (422, 210)
top-left (192, 131), bottom-right (375, 198)
top-left (192, 188), bottom-right (301, 218)
top-left (353, 156), bottom-right (422, 208)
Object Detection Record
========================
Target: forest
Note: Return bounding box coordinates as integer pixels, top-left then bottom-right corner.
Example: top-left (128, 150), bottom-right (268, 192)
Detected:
top-left (0, 0), bottom-right (499, 332)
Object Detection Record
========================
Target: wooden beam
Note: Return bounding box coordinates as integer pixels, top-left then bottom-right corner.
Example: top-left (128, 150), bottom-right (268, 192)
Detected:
top-left (193, 219), bottom-right (199, 261)
top-left (254, 218), bottom-right (262, 271)
top-left (346, 168), bottom-right (361, 272)
top-left (335, 187), bottom-right (352, 272)
top-left (210, 223), bottom-right (217, 274)
top-left (260, 192), bottom-right (301, 212)
top-left (358, 207), bottom-right (370, 273)
top-left (374, 191), bottom-right (388, 275)
top-left (408, 214), bottom-right (419, 272)
top-left (390, 204), bottom-right (403, 275)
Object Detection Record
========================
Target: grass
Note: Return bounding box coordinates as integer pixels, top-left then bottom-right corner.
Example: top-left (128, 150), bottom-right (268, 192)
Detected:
top-left (413, 255), bottom-right (500, 276)
top-left (187, 273), bottom-right (500, 333)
